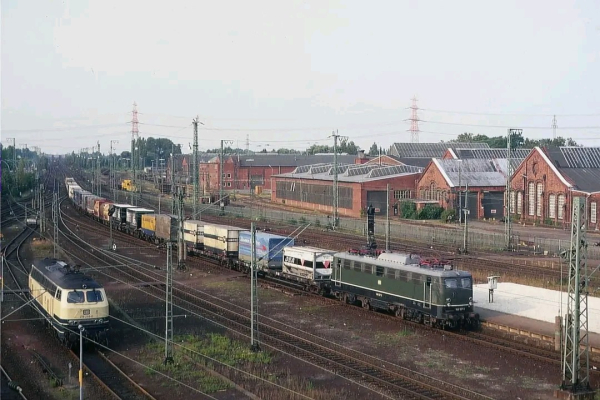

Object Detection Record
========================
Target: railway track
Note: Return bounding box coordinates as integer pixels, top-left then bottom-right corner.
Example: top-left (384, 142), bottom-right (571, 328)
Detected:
top-left (1, 202), bottom-right (153, 400)
top-left (57, 200), bottom-right (497, 400)
top-left (60, 171), bottom-right (592, 392)
top-left (0, 366), bottom-right (26, 400)
top-left (58, 186), bottom-right (589, 372)
top-left (111, 183), bottom-right (569, 283)
top-left (70, 348), bottom-right (154, 400)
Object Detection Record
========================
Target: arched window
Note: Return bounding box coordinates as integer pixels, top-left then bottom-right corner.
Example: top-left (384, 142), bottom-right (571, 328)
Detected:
top-left (517, 192), bottom-right (523, 215)
top-left (528, 182), bottom-right (535, 216)
top-left (510, 191), bottom-right (516, 214)
top-left (536, 182), bottom-right (544, 217)
top-left (557, 194), bottom-right (565, 220)
top-left (548, 194), bottom-right (556, 219)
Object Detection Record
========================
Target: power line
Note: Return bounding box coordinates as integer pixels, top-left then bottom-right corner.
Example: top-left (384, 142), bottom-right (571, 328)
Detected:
top-left (420, 108), bottom-right (600, 117)
top-left (423, 120), bottom-right (600, 130)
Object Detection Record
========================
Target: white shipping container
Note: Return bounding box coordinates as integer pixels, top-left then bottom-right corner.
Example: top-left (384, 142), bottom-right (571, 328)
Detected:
top-left (126, 208), bottom-right (155, 228)
top-left (183, 220), bottom-right (204, 247)
top-left (68, 185), bottom-right (81, 199)
top-left (203, 223), bottom-right (245, 256)
top-left (282, 246), bottom-right (335, 281)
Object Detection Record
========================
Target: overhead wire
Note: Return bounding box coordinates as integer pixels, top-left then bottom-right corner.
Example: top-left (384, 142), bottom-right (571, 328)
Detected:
top-left (53, 205), bottom-right (321, 399)
top-left (419, 108), bottom-right (600, 118)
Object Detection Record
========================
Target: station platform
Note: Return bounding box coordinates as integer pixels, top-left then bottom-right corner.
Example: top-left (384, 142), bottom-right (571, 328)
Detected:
top-left (474, 282), bottom-right (600, 349)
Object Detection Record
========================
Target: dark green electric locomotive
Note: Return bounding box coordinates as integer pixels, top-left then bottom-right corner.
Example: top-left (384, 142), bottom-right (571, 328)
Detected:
top-left (331, 251), bottom-right (479, 329)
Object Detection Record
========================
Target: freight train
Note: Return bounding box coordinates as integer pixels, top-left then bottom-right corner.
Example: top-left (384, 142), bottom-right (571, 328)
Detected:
top-left (64, 177), bottom-right (479, 329)
top-left (29, 258), bottom-right (110, 346)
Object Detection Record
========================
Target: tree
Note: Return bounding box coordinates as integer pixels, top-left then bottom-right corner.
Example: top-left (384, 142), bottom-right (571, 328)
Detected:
top-left (368, 142), bottom-right (379, 156)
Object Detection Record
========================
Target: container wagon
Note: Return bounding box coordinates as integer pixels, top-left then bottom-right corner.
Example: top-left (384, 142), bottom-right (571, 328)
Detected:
top-left (203, 223), bottom-right (245, 258)
top-left (125, 208), bottom-right (155, 234)
top-left (238, 231), bottom-right (294, 272)
top-left (183, 220), bottom-right (204, 251)
top-left (282, 246), bottom-right (335, 292)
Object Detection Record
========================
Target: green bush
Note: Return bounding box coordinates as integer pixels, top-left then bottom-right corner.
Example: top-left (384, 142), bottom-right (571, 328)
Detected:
top-left (418, 204), bottom-right (443, 220)
top-left (400, 201), bottom-right (417, 219)
top-left (440, 208), bottom-right (456, 222)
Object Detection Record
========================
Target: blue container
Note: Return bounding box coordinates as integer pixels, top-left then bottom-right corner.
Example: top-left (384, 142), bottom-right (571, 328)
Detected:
top-left (238, 231), bottom-right (294, 270)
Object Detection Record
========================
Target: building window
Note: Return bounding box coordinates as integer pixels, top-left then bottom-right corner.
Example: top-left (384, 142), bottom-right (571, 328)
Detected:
top-left (549, 194), bottom-right (556, 219)
top-left (424, 190), bottom-right (430, 200)
top-left (510, 191), bottom-right (516, 214)
top-left (528, 182), bottom-right (535, 216)
top-left (536, 183), bottom-right (543, 217)
top-left (517, 192), bottom-right (522, 215)
top-left (394, 190), bottom-right (411, 199)
top-left (227, 182), bottom-right (231, 187)
top-left (557, 194), bottom-right (565, 220)
top-left (592, 202), bottom-right (597, 224)
top-left (226, 173), bottom-right (231, 178)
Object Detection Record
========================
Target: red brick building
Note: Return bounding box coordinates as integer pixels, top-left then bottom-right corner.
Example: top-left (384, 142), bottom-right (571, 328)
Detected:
top-left (200, 154), bottom-right (358, 193)
top-left (416, 158), bottom-right (513, 219)
top-left (508, 147), bottom-right (600, 228)
top-left (271, 163), bottom-right (423, 218)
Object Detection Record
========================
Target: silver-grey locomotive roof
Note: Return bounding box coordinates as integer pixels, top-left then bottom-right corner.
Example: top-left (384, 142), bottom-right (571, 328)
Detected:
top-left (333, 252), bottom-right (472, 278)
top-left (32, 258), bottom-right (103, 290)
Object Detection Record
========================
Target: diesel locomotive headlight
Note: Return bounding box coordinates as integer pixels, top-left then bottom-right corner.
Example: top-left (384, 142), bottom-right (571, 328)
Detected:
top-left (446, 298), bottom-right (451, 307)
top-left (469, 297), bottom-right (473, 306)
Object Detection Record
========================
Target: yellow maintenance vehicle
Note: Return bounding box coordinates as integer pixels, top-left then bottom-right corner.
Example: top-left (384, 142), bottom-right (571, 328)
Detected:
top-left (121, 179), bottom-right (137, 192)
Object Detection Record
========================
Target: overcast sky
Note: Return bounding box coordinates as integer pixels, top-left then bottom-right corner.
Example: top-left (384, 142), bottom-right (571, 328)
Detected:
top-left (2, 0), bottom-right (600, 155)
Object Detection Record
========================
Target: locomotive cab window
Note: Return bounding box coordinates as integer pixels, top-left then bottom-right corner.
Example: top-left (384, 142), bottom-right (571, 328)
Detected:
top-left (445, 279), bottom-right (458, 288)
top-left (461, 278), bottom-right (472, 288)
top-left (376, 266), bottom-right (384, 277)
top-left (86, 289), bottom-right (104, 303)
top-left (67, 290), bottom-right (85, 303)
top-left (55, 289), bottom-right (62, 300)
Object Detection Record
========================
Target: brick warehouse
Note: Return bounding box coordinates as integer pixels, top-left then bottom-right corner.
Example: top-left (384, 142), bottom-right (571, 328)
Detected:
top-left (271, 163), bottom-right (423, 218)
top-left (508, 146), bottom-right (600, 228)
top-left (417, 158), bottom-right (519, 219)
top-left (199, 154), bottom-right (358, 193)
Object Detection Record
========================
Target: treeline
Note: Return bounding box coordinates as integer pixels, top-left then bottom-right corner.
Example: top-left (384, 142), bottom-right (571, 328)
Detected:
top-left (451, 132), bottom-right (578, 148)
top-left (1, 146), bottom-right (45, 196)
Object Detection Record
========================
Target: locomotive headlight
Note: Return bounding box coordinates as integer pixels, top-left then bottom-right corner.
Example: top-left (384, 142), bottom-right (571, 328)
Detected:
top-left (469, 297), bottom-right (473, 306)
top-left (446, 298), bottom-right (451, 307)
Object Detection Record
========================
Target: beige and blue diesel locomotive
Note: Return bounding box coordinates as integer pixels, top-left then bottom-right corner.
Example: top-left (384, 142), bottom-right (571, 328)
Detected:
top-left (29, 258), bottom-right (110, 346)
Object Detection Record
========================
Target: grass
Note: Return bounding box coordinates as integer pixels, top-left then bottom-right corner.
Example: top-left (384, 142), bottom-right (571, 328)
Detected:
top-left (201, 279), bottom-right (246, 291)
top-left (31, 238), bottom-right (54, 258)
top-left (298, 305), bottom-right (322, 314)
top-left (373, 329), bottom-right (415, 346)
top-left (415, 349), bottom-right (491, 379)
top-left (139, 336), bottom-right (232, 394)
